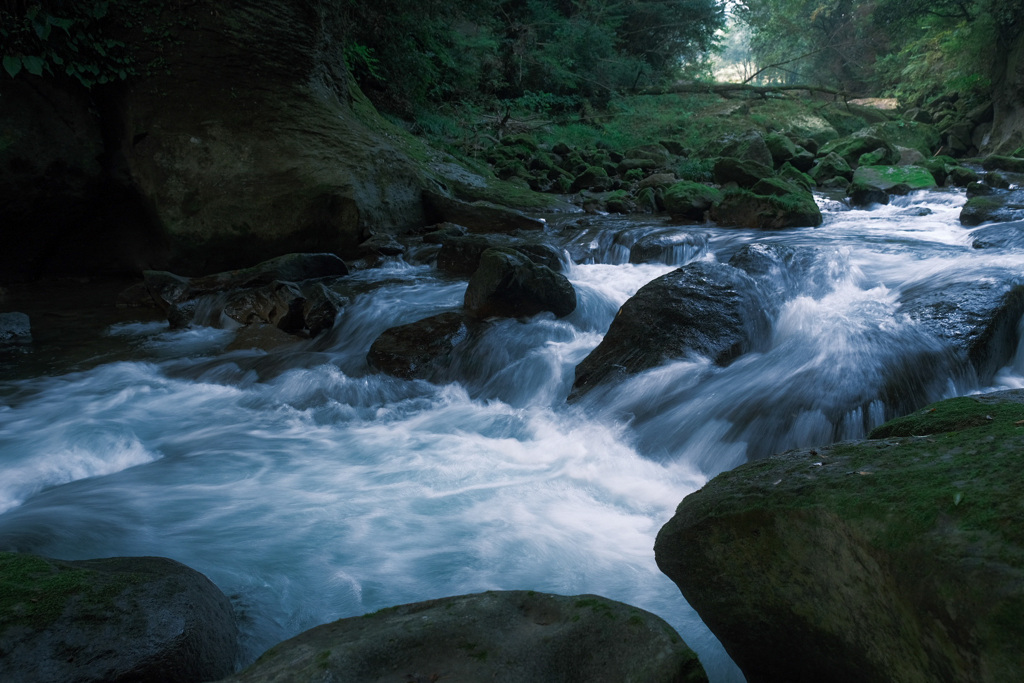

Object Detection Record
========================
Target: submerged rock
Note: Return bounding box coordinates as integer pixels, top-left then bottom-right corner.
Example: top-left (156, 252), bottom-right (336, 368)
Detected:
top-left (367, 312), bottom-right (481, 380)
top-left (0, 552), bottom-right (238, 683)
top-left (223, 591), bottom-right (707, 683)
top-left (570, 261), bottom-right (770, 399)
top-left (464, 248), bottom-right (576, 319)
top-left (655, 390), bottom-right (1024, 683)
top-left (971, 220), bottom-right (1024, 249)
top-left (0, 312), bottom-right (32, 345)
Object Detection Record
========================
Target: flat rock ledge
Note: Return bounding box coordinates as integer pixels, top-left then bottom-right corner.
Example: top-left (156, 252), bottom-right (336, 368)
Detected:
top-left (221, 590), bottom-right (708, 683)
top-left (655, 390), bottom-right (1024, 683)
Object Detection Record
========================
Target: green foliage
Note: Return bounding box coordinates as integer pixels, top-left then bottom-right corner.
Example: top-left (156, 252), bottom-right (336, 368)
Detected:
top-left (0, 1), bottom-right (180, 88)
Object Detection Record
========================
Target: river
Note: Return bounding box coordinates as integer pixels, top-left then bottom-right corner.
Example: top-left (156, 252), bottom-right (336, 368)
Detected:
top-left (1, 189), bottom-right (1022, 682)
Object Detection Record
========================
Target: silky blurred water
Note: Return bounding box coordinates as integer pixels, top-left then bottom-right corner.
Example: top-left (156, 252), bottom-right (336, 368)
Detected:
top-left (1, 189), bottom-right (1022, 681)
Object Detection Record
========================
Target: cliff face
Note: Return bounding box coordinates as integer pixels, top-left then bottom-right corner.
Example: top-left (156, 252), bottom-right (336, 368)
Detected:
top-left (1, 0), bottom-right (430, 281)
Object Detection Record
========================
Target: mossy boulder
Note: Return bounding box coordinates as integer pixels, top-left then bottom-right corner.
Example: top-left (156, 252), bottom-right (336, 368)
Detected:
top-left (809, 152), bottom-right (854, 184)
top-left (818, 131), bottom-right (900, 167)
top-left (947, 166), bottom-right (981, 187)
top-left (464, 248), bottom-right (576, 319)
top-left (713, 131), bottom-right (774, 168)
top-left (0, 553), bottom-right (238, 683)
top-left (777, 163), bottom-right (816, 192)
top-left (981, 155), bottom-right (1024, 173)
top-left (863, 121), bottom-right (941, 157)
top-left (655, 390), bottom-right (1024, 683)
top-left (712, 157), bottom-right (775, 188)
top-left (960, 189), bottom-right (1024, 226)
top-left (223, 591), bottom-right (707, 683)
top-left (849, 165), bottom-right (937, 206)
top-left (763, 133), bottom-right (798, 168)
top-left (663, 181), bottom-right (723, 221)
top-left (711, 187), bottom-right (822, 230)
top-left (571, 165), bottom-right (613, 193)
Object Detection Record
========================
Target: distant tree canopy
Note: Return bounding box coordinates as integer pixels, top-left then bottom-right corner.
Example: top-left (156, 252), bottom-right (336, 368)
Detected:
top-left (339, 0), bottom-right (725, 116)
top-left (733, 0), bottom-right (1024, 106)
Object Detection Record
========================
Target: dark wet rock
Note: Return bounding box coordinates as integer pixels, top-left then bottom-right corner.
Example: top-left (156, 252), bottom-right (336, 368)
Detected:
top-left (223, 591), bottom-right (707, 683)
top-left (960, 189), bottom-right (1024, 226)
top-left (966, 182), bottom-right (996, 198)
top-left (655, 390), bottom-right (1024, 683)
top-left (0, 312), bottom-right (32, 346)
top-left (0, 552), bottom-right (238, 683)
top-left (711, 186), bottom-right (822, 230)
top-left (356, 233), bottom-right (405, 258)
top-left (809, 152), bottom-right (854, 184)
top-left (422, 222), bottom-right (470, 244)
top-left (630, 231), bottom-right (710, 266)
top-left (570, 261), bottom-right (770, 399)
top-left (226, 323), bottom-right (303, 352)
top-left (712, 157), bottom-right (774, 188)
top-left (367, 312), bottom-right (481, 380)
top-left (899, 277), bottom-right (1024, 383)
top-left (663, 181), bottom-right (723, 221)
top-left (986, 171), bottom-right (1012, 189)
top-left (971, 220), bottom-right (1024, 249)
top-left (849, 183), bottom-right (890, 206)
top-left (464, 248), bottom-right (576, 319)
top-left (423, 192), bottom-right (546, 233)
top-left (570, 165), bottom-right (613, 193)
top-left (145, 255), bottom-right (348, 335)
top-left (982, 155), bottom-right (1024, 173)
top-left (436, 234), bottom-right (564, 275)
top-left (947, 166), bottom-right (980, 187)
top-left (727, 243), bottom-right (829, 301)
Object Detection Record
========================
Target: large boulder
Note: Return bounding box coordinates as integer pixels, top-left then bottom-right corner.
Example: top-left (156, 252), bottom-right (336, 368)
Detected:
top-left (464, 248), bottom-right (577, 319)
top-left (981, 155), bottom-right (1024, 173)
top-left (223, 591), bottom-right (707, 683)
top-left (818, 131), bottom-right (900, 167)
top-left (713, 131), bottom-right (774, 168)
top-left (655, 390), bottom-right (1024, 683)
top-left (898, 277), bottom-right (1024, 384)
top-left (0, 552), bottom-right (238, 683)
top-left (960, 189), bottom-right (1024, 226)
top-left (570, 261), bottom-right (770, 399)
top-left (711, 185), bottom-right (822, 230)
top-left (712, 157), bottom-right (775, 188)
top-left (808, 152), bottom-right (854, 185)
top-left (367, 312), bottom-right (480, 380)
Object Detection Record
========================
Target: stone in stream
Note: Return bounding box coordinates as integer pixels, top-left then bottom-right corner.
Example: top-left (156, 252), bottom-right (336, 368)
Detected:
top-left (221, 591), bottom-right (707, 683)
top-left (959, 188), bottom-right (1024, 226)
top-left (464, 248), bottom-right (577, 319)
top-left (570, 260), bottom-right (771, 400)
top-left (654, 390), bottom-right (1024, 683)
top-left (711, 183), bottom-right (822, 229)
top-left (898, 276), bottom-right (1024, 384)
top-left (0, 552), bottom-right (238, 683)
top-left (436, 232), bottom-right (565, 275)
top-left (848, 165), bottom-right (937, 207)
top-left (367, 312), bottom-right (482, 380)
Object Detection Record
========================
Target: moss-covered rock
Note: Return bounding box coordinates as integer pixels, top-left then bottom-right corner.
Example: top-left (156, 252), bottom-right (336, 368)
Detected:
top-left (849, 165), bottom-right (938, 206)
top-left (777, 162), bottom-right (816, 192)
top-left (764, 133), bottom-right (798, 169)
top-left (712, 157), bottom-right (775, 188)
top-left (223, 591), bottom-right (707, 683)
top-left (960, 189), bottom-right (1024, 226)
top-left (0, 553), bottom-right (238, 683)
top-left (663, 181), bottom-right (723, 221)
top-left (947, 166), bottom-right (981, 187)
top-left (818, 131), bottom-right (900, 167)
top-left (809, 152), bottom-right (854, 184)
top-left (711, 187), bottom-right (822, 229)
top-left (656, 389), bottom-right (1024, 683)
top-left (982, 155), bottom-right (1024, 173)
top-left (571, 165), bottom-right (613, 193)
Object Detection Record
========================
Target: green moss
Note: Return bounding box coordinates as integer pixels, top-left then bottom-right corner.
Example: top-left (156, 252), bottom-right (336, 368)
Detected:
top-left (853, 165), bottom-right (937, 191)
top-left (0, 553), bottom-right (144, 630)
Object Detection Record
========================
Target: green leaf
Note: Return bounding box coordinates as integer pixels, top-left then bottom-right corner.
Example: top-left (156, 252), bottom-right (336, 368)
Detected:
top-left (21, 55), bottom-right (45, 76)
top-left (3, 55), bottom-right (22, 78)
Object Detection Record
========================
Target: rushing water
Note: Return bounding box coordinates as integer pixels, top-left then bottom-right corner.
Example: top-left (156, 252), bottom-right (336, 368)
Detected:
top-left (1, 189), bottom-right (1023, 682)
